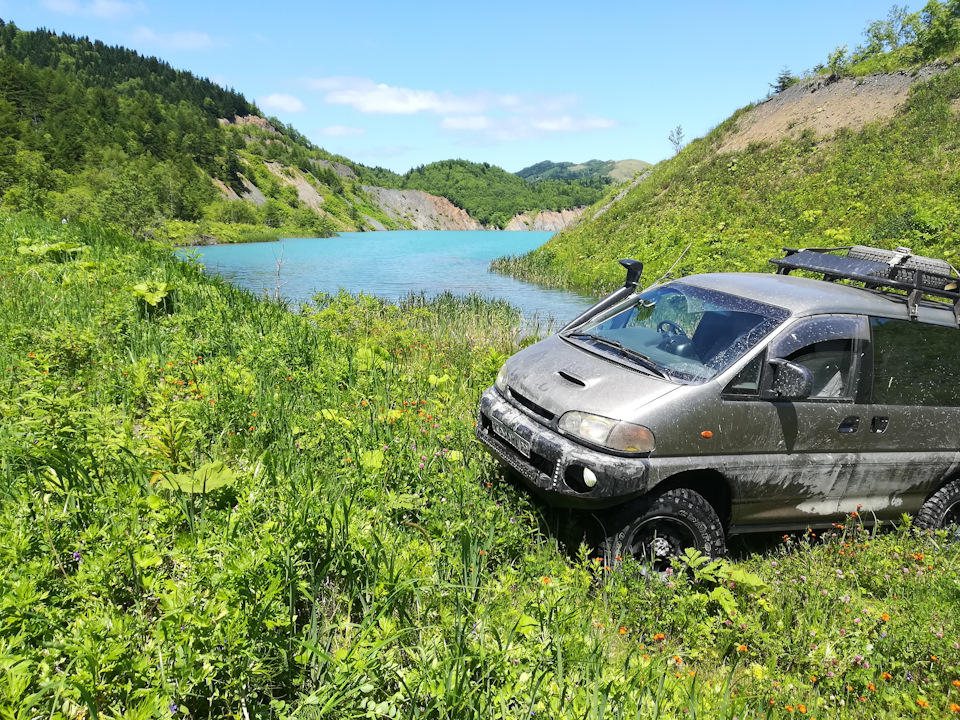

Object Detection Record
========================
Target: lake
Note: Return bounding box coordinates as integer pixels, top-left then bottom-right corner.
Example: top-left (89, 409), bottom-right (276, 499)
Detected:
top-left (191, 230), bottom-right (597, 326)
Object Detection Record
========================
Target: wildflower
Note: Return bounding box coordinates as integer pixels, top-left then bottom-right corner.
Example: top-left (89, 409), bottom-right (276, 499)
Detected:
top-left (917, 699), bottom-right (929, 707)
top-left (950, 703), bottom-right (960, 712)
top-left (881, 613), bottom-right (890, 622)
top-left (868, 683), bottom-right (876, 692)
top-left (785, 705), bottom-right (794, 713)
top-left (619, 627), bottom-right (627, 635)
top-left (882, 672), bottom-right (892, 680)
top-left (797, 704), bottom-right (806, 714)
top-left (653, 633), bottom-right (666, 641)
top-left (541, 577), bottom-right (550, 584)
top-left (953, 680), bottom-right (960, 689)
top-left (737, 644), bottom-right (748, 653)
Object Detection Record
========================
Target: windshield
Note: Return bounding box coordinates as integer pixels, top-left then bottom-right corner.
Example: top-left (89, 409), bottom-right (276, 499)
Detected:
top-left (564, 282), bottom-right (789, 382)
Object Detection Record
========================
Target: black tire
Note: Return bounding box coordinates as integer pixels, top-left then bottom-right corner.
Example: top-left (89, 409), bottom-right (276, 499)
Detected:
top-left (603, 488), bottom-right (725, 568)
top-left (915, 479), bottom-right (960, 532)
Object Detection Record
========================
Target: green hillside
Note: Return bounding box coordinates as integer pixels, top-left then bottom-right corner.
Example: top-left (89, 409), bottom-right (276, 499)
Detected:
top-left (0, 20), bottom-right (607, 237)
top-left (495, 2), bottom-right (960, 295)
top-left (399, 159), bottom-right (609, 227)
top-left (516, 158), bottom-right (651, 184)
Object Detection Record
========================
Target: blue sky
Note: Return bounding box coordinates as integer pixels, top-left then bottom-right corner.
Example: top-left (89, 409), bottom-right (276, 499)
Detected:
top-left (1, 0), bottom-right (915, 173)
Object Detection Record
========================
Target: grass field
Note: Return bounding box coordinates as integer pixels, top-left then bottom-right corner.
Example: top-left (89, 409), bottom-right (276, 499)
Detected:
top-left (2, 216), bottom-right (959, 718)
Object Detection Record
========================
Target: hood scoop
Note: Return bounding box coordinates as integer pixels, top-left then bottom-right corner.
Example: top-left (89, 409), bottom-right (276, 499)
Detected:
top-left (556, 370), bottom-right (587, 387)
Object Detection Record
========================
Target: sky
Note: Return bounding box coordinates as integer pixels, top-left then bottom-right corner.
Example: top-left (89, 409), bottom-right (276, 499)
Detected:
top-left (0, 0), bottom-right (916, 174)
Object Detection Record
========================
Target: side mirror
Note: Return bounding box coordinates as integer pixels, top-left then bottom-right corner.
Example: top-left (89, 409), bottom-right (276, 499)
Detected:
top-left (761, 358), bottom-right (813, 401)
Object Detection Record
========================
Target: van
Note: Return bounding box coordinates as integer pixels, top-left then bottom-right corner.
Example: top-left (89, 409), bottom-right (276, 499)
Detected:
top-left (476, 246), bottom-right (960, 564)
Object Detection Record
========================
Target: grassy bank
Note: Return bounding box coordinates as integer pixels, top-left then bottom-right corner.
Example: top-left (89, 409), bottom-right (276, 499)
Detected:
top-left (2, 216), bottom-right (959, 718)
top-left (494, 64), bottom-right (960, 296)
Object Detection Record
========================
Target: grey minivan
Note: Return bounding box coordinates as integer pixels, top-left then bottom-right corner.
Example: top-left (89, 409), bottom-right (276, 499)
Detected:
top-left (476, 246), bottom-right (960, 564)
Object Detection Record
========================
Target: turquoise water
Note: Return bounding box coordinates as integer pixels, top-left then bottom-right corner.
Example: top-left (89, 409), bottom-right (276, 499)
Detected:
top-left (192, 230), bottom-right (596, 325)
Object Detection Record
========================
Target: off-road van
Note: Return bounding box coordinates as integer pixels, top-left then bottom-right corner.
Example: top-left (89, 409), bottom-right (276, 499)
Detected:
top-left (476, 246), bottom-right (960, 563)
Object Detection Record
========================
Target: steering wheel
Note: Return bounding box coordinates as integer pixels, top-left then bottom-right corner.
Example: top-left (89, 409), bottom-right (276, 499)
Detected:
top-left (657, 320), bottom-right (688, 338)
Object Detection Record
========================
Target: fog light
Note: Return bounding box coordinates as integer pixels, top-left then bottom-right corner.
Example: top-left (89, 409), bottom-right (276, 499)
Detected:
top-left (582, 467), bottom-right (597, 488)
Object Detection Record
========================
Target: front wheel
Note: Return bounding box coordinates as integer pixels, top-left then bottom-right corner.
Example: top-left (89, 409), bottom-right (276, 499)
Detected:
top-left (603, 488), bottom-right (725, 569)
top-left (915, 479), bottom-right (960, 534)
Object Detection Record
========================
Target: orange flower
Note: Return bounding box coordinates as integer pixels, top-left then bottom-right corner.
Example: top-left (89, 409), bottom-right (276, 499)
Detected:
top-left (950, 702), bottom-right (960, 712)
top-left (618, 627), bottom-right (627, 635)
top-left (881, 613), bottom-right (890, 622)
top-left (673, 655), bottom-right (683, 665)
top-left (882, 672), bottom-right (893, 680)
top-left (917, 699), bottom-right (929, 707)
top-left (868, 683), bottom-right (876, 692)
top-left (653, 633), bottom-right (666, 641)
top-left (953, 680), bottom-right (960, 689)
top-left (785, 705), bottom-right (794, 713)
top-left (737, 644), bottom-right (748, 653)
top-left (797, 705), bottom-right (806, 714)
top-left (541, 576), bottom-right (550, 584)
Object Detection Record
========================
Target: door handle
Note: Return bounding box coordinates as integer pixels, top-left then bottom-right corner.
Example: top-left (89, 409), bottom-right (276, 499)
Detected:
top-left (871, 416), bottom-right (889, 434)
top-left (838, 416), bottom-right (860, 433)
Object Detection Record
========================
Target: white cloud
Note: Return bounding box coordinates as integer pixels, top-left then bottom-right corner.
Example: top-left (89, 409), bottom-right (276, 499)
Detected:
top-left (440, 116), bottom-right (491, 131)
top-left (306, 77), bottom-right (487, 115)
top-left (42, 0), bottom-right (144, 19)
top-left (443, 115), bottom-right (618, 144)
top-left (130, 26), bottom-right (214, 51)
top-left (258, 93), bottom-right (306, 113)
top-left (305, 76), bottom-right (617, 146)
top-left (319, 125), bottom-right (365, 137)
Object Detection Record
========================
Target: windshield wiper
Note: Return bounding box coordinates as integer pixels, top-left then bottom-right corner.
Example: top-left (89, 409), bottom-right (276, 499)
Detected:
top-left (568, 333), bottom-right (670, 380)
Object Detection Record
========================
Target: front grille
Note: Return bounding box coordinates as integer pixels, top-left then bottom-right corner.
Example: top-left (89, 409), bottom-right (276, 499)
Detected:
top-left (508, 387), bottom-right (555, 422)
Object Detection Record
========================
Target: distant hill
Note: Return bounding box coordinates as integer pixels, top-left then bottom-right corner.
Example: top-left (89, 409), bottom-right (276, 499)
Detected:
top-left (0, 20), bottom-right (597, 239)
top-left (400, 159), bottom-right (608, 228)
top-left (516, 159), bottom-right (651, 184)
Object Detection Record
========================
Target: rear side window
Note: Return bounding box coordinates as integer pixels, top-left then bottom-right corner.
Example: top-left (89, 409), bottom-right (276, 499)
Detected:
top-left (871, 318), bottom-right (960, 406)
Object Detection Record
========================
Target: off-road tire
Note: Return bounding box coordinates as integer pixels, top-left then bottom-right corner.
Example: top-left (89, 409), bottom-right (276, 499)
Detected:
top-left (915, 479), bottom-right (960, 532)
top-left (603, 488), bottom-right (725, 568)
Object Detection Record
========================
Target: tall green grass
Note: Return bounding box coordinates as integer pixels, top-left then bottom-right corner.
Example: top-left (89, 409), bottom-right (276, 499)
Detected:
top-left (1, 216), bottom-right (958, 718)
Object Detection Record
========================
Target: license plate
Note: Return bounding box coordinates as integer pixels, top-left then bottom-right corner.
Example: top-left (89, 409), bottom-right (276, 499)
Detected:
top-left (492, 418), bottom-right (531, 457)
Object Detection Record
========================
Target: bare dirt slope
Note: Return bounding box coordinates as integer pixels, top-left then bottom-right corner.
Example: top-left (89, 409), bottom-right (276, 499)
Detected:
top-left (719, 65), bottom-right (952, 154)
top-left (362, 186), bottom-right (484, 230)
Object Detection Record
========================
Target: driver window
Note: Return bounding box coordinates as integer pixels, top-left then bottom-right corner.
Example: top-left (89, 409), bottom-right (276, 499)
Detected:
top-left (767, 316), bottom-right (864, 400)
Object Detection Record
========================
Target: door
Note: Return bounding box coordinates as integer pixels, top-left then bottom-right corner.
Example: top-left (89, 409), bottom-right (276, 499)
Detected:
top-left (842, 317), bottom-right (960, 519)
top-left (719, 315), bottom-right (870, 529)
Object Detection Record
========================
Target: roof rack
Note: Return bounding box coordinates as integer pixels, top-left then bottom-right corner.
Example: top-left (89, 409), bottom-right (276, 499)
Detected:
top-left (770, 245), bottom-right (960, 324)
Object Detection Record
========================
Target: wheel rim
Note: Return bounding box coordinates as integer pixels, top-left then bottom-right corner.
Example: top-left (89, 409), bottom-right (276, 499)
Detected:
top-left (626, 514), bottom-right (699, 569)
top-left (944, 500), bottom-right (960, 527)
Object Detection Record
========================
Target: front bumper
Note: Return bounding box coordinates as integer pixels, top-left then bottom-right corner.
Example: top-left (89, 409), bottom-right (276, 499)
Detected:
top-left (475, 386), bottom-right (650, 509)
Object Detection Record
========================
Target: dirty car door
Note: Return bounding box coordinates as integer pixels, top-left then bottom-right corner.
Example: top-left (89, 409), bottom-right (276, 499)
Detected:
top-left (840, 317), bottom-right (960, 519)
top-left (719, 315), bottom-right (870, 530)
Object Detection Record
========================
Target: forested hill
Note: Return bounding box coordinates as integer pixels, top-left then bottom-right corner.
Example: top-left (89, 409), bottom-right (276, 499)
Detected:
top-left (0, 20), bottom-right (255, 119)
top-left (516, 159), bottom-right (651, 184)
top-left (494, 1), bottom-right (960, 294)
top-left (398, 160), bottom-right (611, 228)
top-left (0, 20), bottom-right (615, 238)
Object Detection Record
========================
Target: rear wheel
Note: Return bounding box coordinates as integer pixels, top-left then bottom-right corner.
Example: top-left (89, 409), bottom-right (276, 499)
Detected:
top-left (604, 488), bottom-right (725, 570)
top-left (915, 479), bottom-right (960, 535)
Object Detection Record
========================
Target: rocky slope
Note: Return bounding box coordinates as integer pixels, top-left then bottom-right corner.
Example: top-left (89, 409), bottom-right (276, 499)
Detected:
top-left (503, 208), bottom-right (585, 231)
top-left (361, 187), bottom-right (484, 230)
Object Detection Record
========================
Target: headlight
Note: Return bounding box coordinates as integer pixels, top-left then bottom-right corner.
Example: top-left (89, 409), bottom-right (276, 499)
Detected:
top-left (558, 411), bottom-right (655, 454)
top-left (495, 364), bottom-right (509, 393)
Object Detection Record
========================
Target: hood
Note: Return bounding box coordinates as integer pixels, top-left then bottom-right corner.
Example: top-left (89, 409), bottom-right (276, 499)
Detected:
top-left (502, 334), bottom-right (679, 422)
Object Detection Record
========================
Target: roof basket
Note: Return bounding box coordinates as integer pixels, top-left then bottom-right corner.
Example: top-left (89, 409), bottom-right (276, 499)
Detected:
top-left (770, 245), bottom-right (960, 323)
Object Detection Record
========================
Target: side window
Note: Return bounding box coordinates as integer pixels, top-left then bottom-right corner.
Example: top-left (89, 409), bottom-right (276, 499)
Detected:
top-left (767, 316), bottom-right (865, 400)
top-left (871, 317), bottom-right (960, 406)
